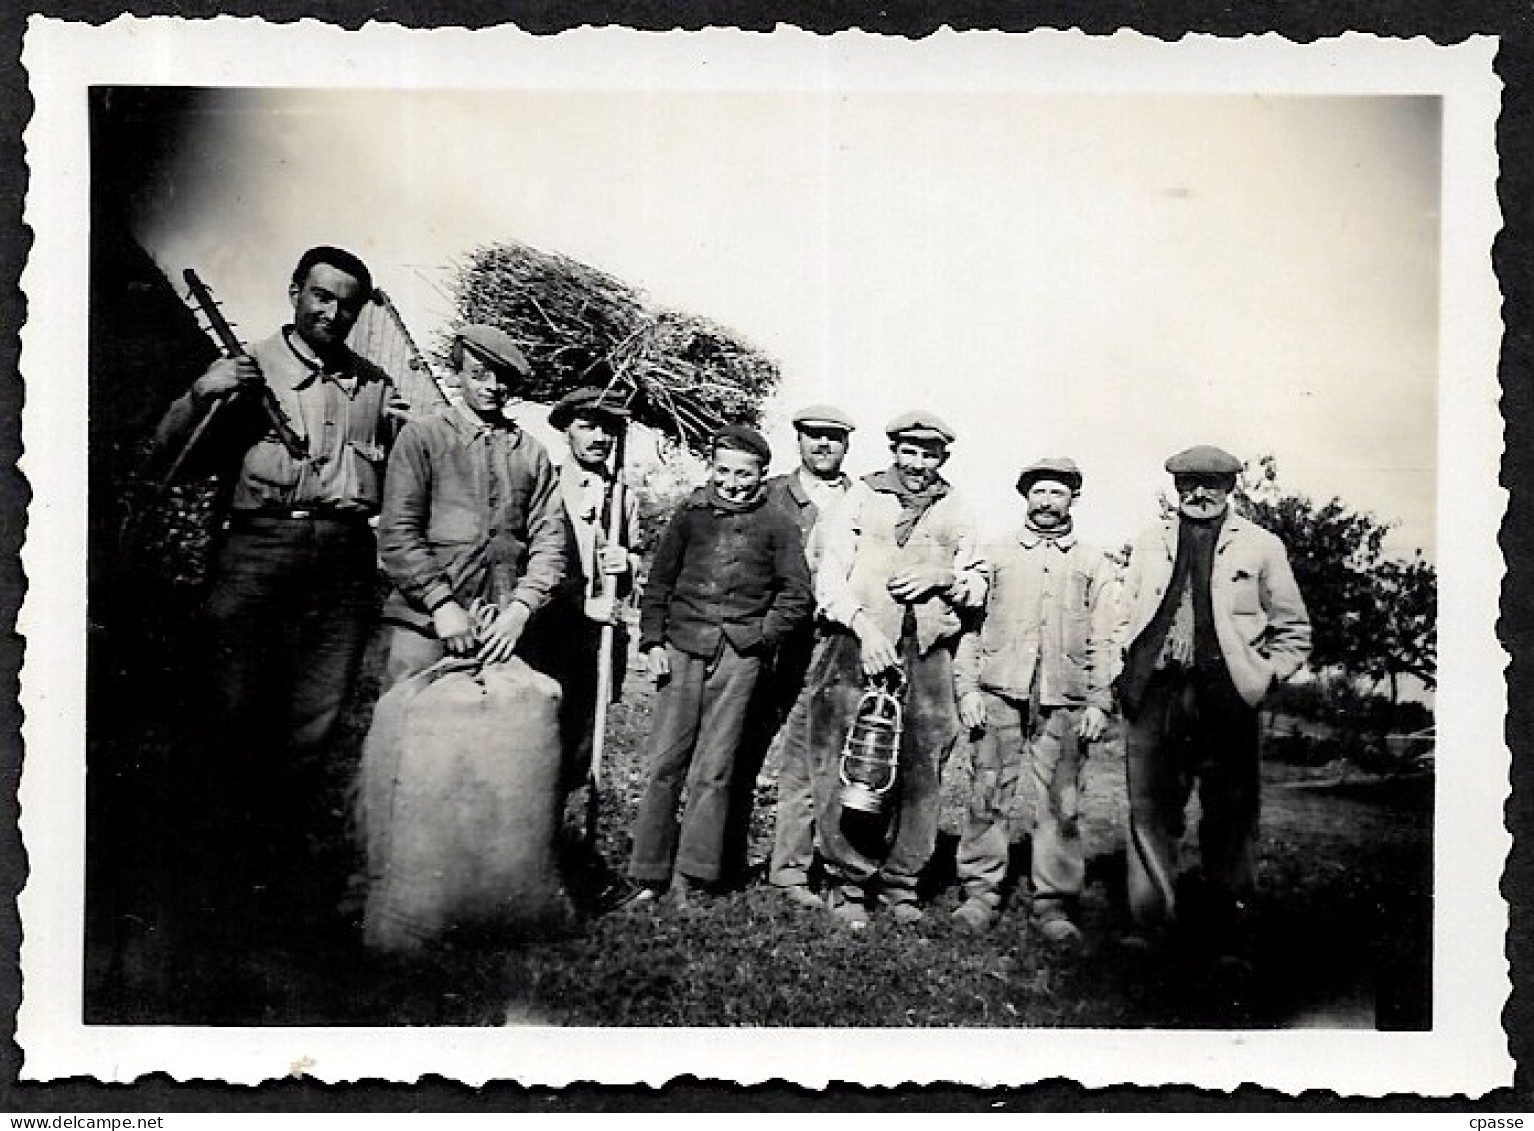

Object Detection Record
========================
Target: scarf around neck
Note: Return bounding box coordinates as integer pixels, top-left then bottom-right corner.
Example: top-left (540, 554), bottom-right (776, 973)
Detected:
top-left (865, 467), bottom-right (950, 548)
top-left (704, 483), bottom-right (763, 514)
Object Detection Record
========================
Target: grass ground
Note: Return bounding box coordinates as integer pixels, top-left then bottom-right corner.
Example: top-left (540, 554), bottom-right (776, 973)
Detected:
top-left (85, 616), bottom-right (1433, 1030)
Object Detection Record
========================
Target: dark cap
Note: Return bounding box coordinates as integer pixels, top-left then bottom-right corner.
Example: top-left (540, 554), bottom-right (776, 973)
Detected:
top-left (549, 387), bottom-right (632, 431)
top-left (1016, 457), bottom-right (1083, 494)
top-left (792, 404), bottom-right (856, 433)
top-left (454, 324), bottom-right (531, 378)
top-left (712, 423), bottom-right (772, 465)
top-left (885, 410), bottom-right (956, 446)
top-left (1164, 445), bottom-right (1242, 476)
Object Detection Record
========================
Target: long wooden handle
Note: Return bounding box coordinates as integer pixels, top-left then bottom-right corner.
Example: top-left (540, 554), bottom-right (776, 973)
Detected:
top-left (182, 269), bottom-right (309, 460)
top-left (586, 426), bottom-right (629, 840)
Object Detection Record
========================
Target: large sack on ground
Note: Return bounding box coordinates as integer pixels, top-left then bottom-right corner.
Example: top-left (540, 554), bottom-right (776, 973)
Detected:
top-left (358, 656), bottom-right (573, 952)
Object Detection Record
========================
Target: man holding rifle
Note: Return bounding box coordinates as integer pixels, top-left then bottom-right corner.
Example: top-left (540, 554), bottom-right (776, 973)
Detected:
top-left (151, 245), bottom-right (397, 925)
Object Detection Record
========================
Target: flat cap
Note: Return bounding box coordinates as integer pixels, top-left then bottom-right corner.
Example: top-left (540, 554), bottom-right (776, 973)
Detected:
top-left (791, 404), bottom-right (856, 433)
top-left (1164, 445), bottom-right (1242, 476)
top-left (712, 422), bottom-right (772, 465)
top-left (885, 410), bottom-right (956, 445)
top-left (455, 323), bottom-right (531, 378)
top-left (1016, 457), bottom-right (1083, 494)
top-left (549, 386), bottom-right (632, 430)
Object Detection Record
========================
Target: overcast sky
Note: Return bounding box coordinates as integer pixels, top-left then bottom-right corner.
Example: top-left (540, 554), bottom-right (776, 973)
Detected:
top-left (130, 87), bottom-right (1440, 556)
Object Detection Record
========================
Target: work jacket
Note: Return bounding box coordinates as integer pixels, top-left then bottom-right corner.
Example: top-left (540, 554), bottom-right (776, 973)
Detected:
top-left (954, 528), bottom-right (1117, 711)
top-left (1113, 512), bottom-right (1311, 708)
top-left (639, 487), bottom-right (813, 660)
top-left (814, 478), bottom-right (987, 656)
top-left (378, 402), bottom-right (567, 631)
top-left (763, 468), bottom-right (851, 578)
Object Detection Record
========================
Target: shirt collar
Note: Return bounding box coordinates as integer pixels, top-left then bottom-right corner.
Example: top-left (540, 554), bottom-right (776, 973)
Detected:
top-left (795, 467), bottom-right (849, 499)
top-left (562, 456), bottom-right (609, 483)
top-left (1017, 526), bottom-right (1077, 551)
top-left (451, 398), bottom-right (521, 442)
top-left (283, 326), bottom-right (364, 390)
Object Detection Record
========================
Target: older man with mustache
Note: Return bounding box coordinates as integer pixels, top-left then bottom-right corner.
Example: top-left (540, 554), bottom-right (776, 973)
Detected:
top-left (951, 458), bottom-right (1118, 943)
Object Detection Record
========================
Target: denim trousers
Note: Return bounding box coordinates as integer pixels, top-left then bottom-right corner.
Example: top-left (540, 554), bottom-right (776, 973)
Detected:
top-left (1124, 665), bottom-right (1260, 931)
top-left (811, 629), bottom-right (959, 907)
top-left (954, 693), bottom-right (1086, 912)
top-left (627, 641), bottom-right (762, 886)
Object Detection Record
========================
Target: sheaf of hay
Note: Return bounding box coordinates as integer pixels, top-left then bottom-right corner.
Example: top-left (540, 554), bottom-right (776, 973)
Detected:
top-left (450, 241), bottom-right (780, 456)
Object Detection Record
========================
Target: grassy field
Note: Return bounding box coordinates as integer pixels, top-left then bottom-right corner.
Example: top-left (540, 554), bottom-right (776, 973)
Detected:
top-left (86, 614), bottom-right (1433, 1031)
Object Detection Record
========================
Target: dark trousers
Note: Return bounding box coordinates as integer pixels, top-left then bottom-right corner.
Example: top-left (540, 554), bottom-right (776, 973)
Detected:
top-left (200, 516), bottom-right (376, 902)
top-left (723, 623), bottom-right (816, 882)
top-left (1124, 665), bottom-right (1260, 933)
top-left (767, 638), bottom-right (824, 888)
top-left (628, 642), bottom-right (762, 886)
top-left (523, 605), bottom-right (627, 794)
top-left (812, 630), bottom-right (959, 907)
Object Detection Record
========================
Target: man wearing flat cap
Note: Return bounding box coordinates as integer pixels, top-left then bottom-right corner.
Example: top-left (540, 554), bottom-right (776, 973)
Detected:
top-left (807, 410), bottom-right (987, 928)
top-left (151, 245), bottom-right (399, 929)
top-left (377, 323), bottom-right (567, 684)
top-left (537, 387), bottom-right (642, 803)
top-left (951, 458), bottom-right (1118, 941)
top-left (1113, 445), bottom-right (1311, 962)
top-left (730, 405), bottom-right (856, 902)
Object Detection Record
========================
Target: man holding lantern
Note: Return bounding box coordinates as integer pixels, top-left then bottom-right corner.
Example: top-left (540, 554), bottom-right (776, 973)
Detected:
top-left (807, 411), bottom-right (988, 929)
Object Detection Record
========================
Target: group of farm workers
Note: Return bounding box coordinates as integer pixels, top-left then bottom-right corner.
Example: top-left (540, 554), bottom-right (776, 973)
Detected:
top-left (154, 244), bottom-right (1312, 972)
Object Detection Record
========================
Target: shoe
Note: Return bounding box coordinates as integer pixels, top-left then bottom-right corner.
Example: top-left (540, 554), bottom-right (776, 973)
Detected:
top-left (778, 884), bottom-right (825, 911)
top-left (826, 888), bottom-right (870, 931)
top-left (595, 878), bottom-right (643, 915)
top-left (952, 899), bottom-right (995, 933)
top-left (1034, 900), bottom-right (1082, 946)
top-left (612, 883), bottom-right (663, 913)
top-left (1118, 925), bottom-right (1168, 953)
top-left (666, 873), bottom-right (699, 911)
top-left (1038, 916), bottom-right (1083, 946)
top-left (887, 901), bottom-right (924, 926)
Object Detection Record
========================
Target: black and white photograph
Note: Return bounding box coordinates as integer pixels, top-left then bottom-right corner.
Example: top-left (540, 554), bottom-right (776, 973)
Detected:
top-left (16, 18), bottom-right (1508, 1092)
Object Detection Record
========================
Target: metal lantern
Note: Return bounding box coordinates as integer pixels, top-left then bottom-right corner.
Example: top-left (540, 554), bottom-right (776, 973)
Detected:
top-left (837, 671), bottom-right (906, 815)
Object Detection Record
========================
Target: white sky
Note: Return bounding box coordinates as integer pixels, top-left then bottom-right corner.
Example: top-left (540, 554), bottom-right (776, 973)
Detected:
top-left (134, 87), bottom-right (1440, 557)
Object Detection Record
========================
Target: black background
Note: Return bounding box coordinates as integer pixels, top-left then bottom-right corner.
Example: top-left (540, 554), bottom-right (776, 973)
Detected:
top-left (0, 0), bottom-right (1528, 1113)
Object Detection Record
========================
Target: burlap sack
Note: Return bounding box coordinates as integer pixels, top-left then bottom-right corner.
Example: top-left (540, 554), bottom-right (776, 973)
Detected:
top-left (358, 656), bottom-right (573, 952)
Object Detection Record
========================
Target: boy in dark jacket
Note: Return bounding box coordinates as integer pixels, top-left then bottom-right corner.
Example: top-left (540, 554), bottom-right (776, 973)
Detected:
top-left (625, 425), bottom-right (813, 907)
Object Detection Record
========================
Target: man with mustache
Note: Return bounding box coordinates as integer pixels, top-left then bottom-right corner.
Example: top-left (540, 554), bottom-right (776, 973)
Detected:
top-left (730, 404), bottom-right (856, 901)
top-left (1113, 445), bottom-right (1311, 966)
top-left (151, 246), bottom-right (399, 927)
top-left (808, 411), bottom-right (987, 929)
top-left (540, 386), bottom-right (641, 803)
top-left (951, 458), bottom-right (1118, 942)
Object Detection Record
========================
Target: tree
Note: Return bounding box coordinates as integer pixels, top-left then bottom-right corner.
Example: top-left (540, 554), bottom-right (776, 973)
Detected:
top-left (1235, 455), bottom-right (1436, 701)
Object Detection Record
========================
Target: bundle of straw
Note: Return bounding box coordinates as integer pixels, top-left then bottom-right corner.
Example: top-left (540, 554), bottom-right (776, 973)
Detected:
top-left (450, 242), bottom-right (779, 456)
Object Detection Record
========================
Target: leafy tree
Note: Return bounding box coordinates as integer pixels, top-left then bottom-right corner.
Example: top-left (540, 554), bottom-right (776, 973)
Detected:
top-left (1235, 455), bottom-right (1436, 701)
